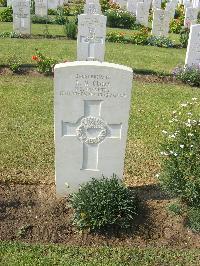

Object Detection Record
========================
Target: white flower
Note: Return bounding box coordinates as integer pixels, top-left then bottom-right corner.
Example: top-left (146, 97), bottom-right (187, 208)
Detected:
top-left (172, 110), bottom-right (177, 114)
top-left (180, 145), bottom-right (184, 149)
top-left (160, 151), bottom-right (168, 156)
top-left (191, 145), bottom-right (193, 148)
top-left (169, 134), bottom-right (176, 138)
top-left (188, 133), bottom-right (194, 136)
top-left (192, 97), bottom-right (197, 101)
top-left (155, 173), bottom-right (160, 178)
top-left (181, 103), bottom-right (188, 107)
top-left (174, 153), bottom-right (178, 157)
top-left (187, 112), bottom-right (192, 116)
top-left (162, 130), bottom-right (168, 134)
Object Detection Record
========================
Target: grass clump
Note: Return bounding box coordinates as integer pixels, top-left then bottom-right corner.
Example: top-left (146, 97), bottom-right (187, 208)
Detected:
top-left (187, 207), bottom-right (200, 232)
top-left (158, 98), bottom-right (200, 207)
top-left (70, 176), bottom-right (138, 231)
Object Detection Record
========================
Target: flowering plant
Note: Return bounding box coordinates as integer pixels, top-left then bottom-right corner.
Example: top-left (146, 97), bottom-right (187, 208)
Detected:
top-left (173, 65), bottom-right (200, 87)
top-left (32, 48), bottom-right (57, 75)
top-left (158, 99), bottom-right (200, 206)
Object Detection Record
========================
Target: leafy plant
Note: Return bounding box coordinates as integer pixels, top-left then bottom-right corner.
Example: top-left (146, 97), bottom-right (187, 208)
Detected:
top-left (32, 49), bottom-right (57, 75)
top-left (105, 8), bottom-right (136, 29)
top-left (0, 31), bottom-right (22, 38)
top-left (167, 202), bottom-right (183, 215)
top-left (174, 4), bottom-right (184, 19)
top-left (32, 15), bottom-right (53, 24)
top-left (54, 6), bottom-right (69, 25)
top-left (106, 28), bottom-right (148, 45)
top-left (147, 36), bottom-right (175, 48)
top-left (187, 207), bottom-right (200, 232)
top-left (48, 8), bottom-right (57, 15)
top-left (0, 6), bottom-right (13, 22)
top-left (70, 176), bottom-right (138, 231)
top-left (173, 65), bottom-right (200, 87)
top-left (169, 19), bottom-right (183, 34)
top-left (8, 57), bottom-right (21, 73)
top-left (179, 27), bottom-right (190, 48)
top-left (65, 19), bottom-right (77, 40)
top-left (0, 0), bottom-right (7, 6)
top-left (158, 99), bottom-right (200, 207)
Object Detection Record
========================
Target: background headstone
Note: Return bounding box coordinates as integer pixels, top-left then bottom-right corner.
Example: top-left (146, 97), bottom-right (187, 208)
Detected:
top-left (84, 0), bottom-right (102, 14)
top-left (152, 0), bottom-right (161, 9)
top-left (136, 1), bottom-right (150, 27)
top-left (48, 0), bottom-right (58, 9)
top-left (127, 0), bottom-right (140, 15)
top-left (35, 0), bottom-right (48, 17)
top-left (151, 8), bottom-right (170, 37)
top-left (7, 0), bottom-right (12, 6)
top-left (185, 24), bottom-right (200, 67)
top-left (184, 7), bottom-right (198, 28)
top-left (77, 14), bottom-right (107, 61)
top-left (165, 0), bottom-right (178, 20)
top-left (54, 61), bottom-right (133, 195)
top-left (13, 0), bottom-right (31, 34)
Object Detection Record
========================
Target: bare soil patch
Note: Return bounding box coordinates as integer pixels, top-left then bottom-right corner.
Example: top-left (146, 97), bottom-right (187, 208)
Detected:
top-left (0, 182), bottom-right (199, 248)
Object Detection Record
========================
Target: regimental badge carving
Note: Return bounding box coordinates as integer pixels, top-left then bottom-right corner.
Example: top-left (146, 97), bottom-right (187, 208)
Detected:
top-left (76, 116), bottom-right (108, 144)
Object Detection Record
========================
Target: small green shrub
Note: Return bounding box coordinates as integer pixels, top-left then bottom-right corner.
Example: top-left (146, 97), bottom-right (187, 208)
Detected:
top-left (174, 4), bottom-right (184, 19)
top-left (169, 19), bottom-right (183, 34)
top-left (100, 0), bottom-right (120, 12)
top-left (54, 6), bottom-right (69, 25)
top-left (65, 19), bottom-right (77, 40)
top-left (106, 29), bottom-right (148, 45)
top-left (48, 9), bottom-right (57, 15)
top-left (147, 36), bottom-right (175, 48)
top-left (0, 31), bottom-right (22, 38)
top-left (158, 99), bottom-right (200, 207)
top-left (180, 27), bottom-right (190, 48)
top-left (105, 9), bottom-right (136, 29)
top-left (0, 6), bottom-right (13, 22)
top-left (70, 176), bottom-right (138, 231)
top-left (32, 48), bottom-right (57, 75)
top-left (167, 202), bottom-right (183, 215)
top-left (173, 65), bottom-right (200, 87)
top-left (8, 57), bottom-right (21, 73)
top-left (187, 207), bottom-right (200, 232)
top-left (0, 0), bottom-right (7, 6)
top-left (32, 15), bottom-right (53, 24)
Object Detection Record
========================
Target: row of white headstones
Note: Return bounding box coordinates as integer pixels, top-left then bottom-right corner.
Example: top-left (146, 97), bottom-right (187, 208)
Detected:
top-left (115, 0), bottom-right (200, 33)
top-left (11, 0), bottom-right (199, 36)
top-left (9, 0), bottom-right (200, 195)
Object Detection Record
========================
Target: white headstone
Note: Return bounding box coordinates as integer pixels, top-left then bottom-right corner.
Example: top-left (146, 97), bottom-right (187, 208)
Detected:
top-left (152, 0), bottom-right (161, 9)
top-left (7, 0), bottom-right (12, 6)
top-left (13, 0), bottom-right (31, 34)
top-left (84, 0), bottom-right (102, 14)
top-left (185, 24), bottom-right (200, 67)
top-left (35, 0), bottom-right (48, 17)
top-left (127, 0), bottom-right (139, 15)
top-left (192, 0), bottom-right (200, 9)
top-left (184, 7), bottom-right (198, 28)
top-left (54, 61), bottom-right (133, 195)
top-left (183, 0), bottom-right (192, 8)
top-left (77, 14), bottom-right (107, 61)
top-left (165, 0), bottom-right (178, 20)
top-left (48, 0), bottom-right (58, 9)
top-left (136, 1), bottom-right (150, 27)
top-left (115, 0), bottom-right (128, 9)
top-left (151, 8), bottom-right (170, 37)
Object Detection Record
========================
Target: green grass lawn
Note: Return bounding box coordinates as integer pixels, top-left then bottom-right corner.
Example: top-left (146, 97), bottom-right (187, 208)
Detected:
top-left (0, 37), bottom-right (185, 73)
top-left (1, 242), bottom-right (200, 265)
top-left (1, 73), bottom-right (199, 185)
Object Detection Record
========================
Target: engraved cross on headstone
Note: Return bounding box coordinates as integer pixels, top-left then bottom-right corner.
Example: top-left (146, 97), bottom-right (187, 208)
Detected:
top-left (62, 100), bottom-right (122, 171)
top-left (80, 28), bottom-right (103, 60)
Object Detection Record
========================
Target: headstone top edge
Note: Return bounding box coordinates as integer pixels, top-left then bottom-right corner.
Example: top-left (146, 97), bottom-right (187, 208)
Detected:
top-left (54, 61), bottom-right (133, 73)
